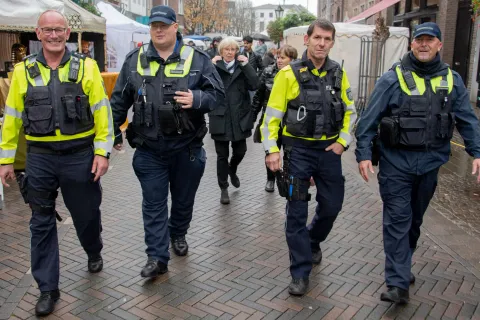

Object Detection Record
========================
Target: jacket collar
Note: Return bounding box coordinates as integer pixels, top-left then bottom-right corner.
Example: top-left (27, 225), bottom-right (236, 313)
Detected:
top-left (36, 47), bottom-right (72, 68)
top-left (146, 32), bottom-right (184, 64)
top-left (301, 50), bottom-right (336, 73)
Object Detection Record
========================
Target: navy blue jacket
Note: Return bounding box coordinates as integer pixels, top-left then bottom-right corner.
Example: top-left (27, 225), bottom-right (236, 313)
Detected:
top-left (111, 34), bottom-right (225, 152)
top-left (355, 59), bottom-right (480, 175)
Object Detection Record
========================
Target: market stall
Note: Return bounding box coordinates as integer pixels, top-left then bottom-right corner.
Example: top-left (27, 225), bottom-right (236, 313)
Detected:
top-left (0, 0), bottom-right (107, 72)
top-left (97, 1), bottom-right (150, 72)
top-left (284, 23), bottom-right (410, 101)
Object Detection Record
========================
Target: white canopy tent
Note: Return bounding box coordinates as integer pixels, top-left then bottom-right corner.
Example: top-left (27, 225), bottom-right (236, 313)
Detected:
top-left (97, 1), bottom-right (150, 72)
top-left (284, 23), bottom-right (410, 101)
top-left (0, 0), bottom-right (106, 34)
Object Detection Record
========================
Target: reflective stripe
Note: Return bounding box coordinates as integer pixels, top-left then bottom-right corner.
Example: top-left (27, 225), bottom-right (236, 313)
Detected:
top-left (262, 107), bottom-right (285, 151)
top-left (94, 140), bottom-right (113, 152)
top-left (0, 149), bottom-right (16, 159)
top-left (410, 88), bottom-right (420, 95)
top-left (174, 46), bottom-right (193, 72)
top-left (90, 97), bottom-right (109, 113)
top-left (28, 57), bottom-right (45, 86)
top-left (4, 105), bottom-right (22, 119)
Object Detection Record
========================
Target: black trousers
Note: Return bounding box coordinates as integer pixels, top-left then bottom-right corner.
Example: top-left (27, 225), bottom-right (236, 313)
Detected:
top-left (214, 139), bottom-right (247, 189)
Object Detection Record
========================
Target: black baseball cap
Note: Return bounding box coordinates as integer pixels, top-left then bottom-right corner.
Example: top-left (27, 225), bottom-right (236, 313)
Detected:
top-left (413, 22), bottom-right (441, 41)
top-left (149, 5), bottom-right (176, 25)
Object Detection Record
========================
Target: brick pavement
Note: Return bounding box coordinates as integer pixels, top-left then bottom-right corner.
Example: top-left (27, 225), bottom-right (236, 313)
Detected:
top-left (0, 137), bottom-right (479, 319)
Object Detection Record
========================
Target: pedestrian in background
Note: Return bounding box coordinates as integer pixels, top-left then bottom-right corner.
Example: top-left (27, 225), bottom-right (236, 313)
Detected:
top-left (355, 22), bottom-right (480, 304)
top-left (252, 45), bottom-right (298, 192)
top-left (207, 36), bottom-right (222, 58)
top-left (209, 37), bottom-right (260, 204)
top-left (0, 10), bottom-right (113, 316)
top-left (262, 47), bottom-right (277, 68)
top-left (255, 39), bottom-right (268, 57)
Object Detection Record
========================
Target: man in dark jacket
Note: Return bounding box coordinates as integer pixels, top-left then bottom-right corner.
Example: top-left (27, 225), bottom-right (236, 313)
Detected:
top-left (110, 5), bottom-right (224, 278)
top-left (209, 37), bottom-right (260, 204)
top-left (242, 35), bottom-right (264, 76)
top-left (355, 22), bottom-right (480, 304)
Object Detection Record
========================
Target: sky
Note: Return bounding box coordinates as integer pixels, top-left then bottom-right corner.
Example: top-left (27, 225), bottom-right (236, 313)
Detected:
top-left (252, 0), bottom-right (318, 16)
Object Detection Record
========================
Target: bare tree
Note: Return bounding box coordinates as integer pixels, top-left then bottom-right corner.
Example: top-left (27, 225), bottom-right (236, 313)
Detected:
top-left (224, 0), bottom-right (254, 37)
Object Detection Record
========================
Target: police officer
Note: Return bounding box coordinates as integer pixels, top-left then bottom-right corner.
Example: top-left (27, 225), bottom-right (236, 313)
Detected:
top-left (355, 22), bottom-right (480, 304)
top-left (111, 6), bottom-right (224, 278)
top-left (262, 19), bottom-right (357, 296)
top-left (252, 45), bottom-right (298, 192)
top-left (0, 10), bottom-right (113, 316)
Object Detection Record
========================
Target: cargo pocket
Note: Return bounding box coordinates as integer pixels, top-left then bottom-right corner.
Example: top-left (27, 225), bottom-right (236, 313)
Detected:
top-left (239, 107), bottom-right (253, 132)
top-left (24, 105), bottom-right (55, 136)
top-left (436, 112), bottom-right (455, 139)
top-left (158, 103), bottom-right (178, 136)
top-left (377, 172), bottom-right (389, 202)
top-left (409, 96), bottom-right (428, 116)
top-left (133, 102), bottom-right (145, 126)
top-left (77, 95), bottom-right (93, 126)
top-left (399, 117), bottom-right (427, 147)
top-left (285, 106), bottom-right (309, 137)
top-left (208, 108), bottom-right (226, 135)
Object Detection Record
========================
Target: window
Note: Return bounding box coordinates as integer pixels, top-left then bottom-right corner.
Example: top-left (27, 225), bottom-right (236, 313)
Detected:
top-left (369, 1), bottom-right (373, 7)
top-left (260, 12), bottom-right (264, 17)
top-left (427, 0), bottom-right (439, 6)
top-left (178, 0), bottom-right (184, 14)
top-left (360, 5), bottom-right (365, 11)
top-left (269, 12), bottom-right (273, 18)
top-left (260, 21), bottom-right (265, 31)
top-left (164, 0), bottom-right (169, 5)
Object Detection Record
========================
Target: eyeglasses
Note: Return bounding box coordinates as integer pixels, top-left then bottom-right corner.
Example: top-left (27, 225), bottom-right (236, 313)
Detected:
top-left (40, 27), bottom-right (67, 36)
top-left (150, 23), bottom-right (174, 31)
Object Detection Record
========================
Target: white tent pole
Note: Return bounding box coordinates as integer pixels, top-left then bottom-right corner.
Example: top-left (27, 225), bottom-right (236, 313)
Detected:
top-left (78, 32), bottom-right (82, 53)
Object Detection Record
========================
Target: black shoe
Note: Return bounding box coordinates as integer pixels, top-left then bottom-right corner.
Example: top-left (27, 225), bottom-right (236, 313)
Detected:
top-left (380, 286), bottom-right (409, 304)
top-left (265, 180), bottom-right (275, 192)
top-left (229, 167), bottom-right (240, 188)
top-left (35, 290), bottom-right (60, 316)
top-left (88, 253), bottom-right (103, 273)
top-left (288, 278), bottom-right (309, 296)
top-left (220, 188), bottom-right (230, 204)
top-left (171, 236), bottom-right (188, 256)
top-left (312, 248), bottom-right (322, 265)
top-left (410, 272), bottom-right (415, 284)
top-left (140, 258), bottom-right (168, 278)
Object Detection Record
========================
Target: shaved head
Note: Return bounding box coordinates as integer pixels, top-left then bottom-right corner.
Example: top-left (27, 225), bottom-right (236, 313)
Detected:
top-left (37, 10), bottom-right (69, 28)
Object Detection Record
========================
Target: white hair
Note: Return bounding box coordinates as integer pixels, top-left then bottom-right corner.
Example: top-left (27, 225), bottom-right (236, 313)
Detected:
top-left (37, 10), bottom-right (69, 28)
top-left (218, 37), bottom-right (240, 55)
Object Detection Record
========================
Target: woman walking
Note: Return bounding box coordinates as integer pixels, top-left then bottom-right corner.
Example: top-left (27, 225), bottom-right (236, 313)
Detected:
top-left (252, 45), bottom-right (298, 192)
top-left (209, 38), bottom-right (260, 204)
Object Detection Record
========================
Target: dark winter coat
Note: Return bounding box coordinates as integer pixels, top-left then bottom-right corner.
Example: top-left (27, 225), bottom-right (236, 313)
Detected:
top-left (208, 60), bottom-right (260, 141)
top-left (240, 50), bottom-right (264, 76)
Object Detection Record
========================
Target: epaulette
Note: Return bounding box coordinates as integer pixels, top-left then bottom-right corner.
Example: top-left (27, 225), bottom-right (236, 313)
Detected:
top-left (22, 53), bottom-right (38, 62)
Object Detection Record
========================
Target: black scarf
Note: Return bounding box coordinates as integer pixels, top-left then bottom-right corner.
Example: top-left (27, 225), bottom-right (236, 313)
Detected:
top-left (401, 52), bottom-right (448, 77)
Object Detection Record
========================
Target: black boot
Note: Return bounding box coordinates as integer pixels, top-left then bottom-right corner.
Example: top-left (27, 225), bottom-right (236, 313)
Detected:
top-left (140, 258), bottom-right (168, 278)
top-left (88, 253), bottom-right (103, 273)
top-left (410, 272), bottom-right (415, 284)
top-left (288, 277), bottom-right (309, 296)
top-left (35, 289), bottom-right (60, 316)
top-left (220, 188), bottom-right (230, 204)
top-left (380, 286), bottom-right (409, 304)
top-left (312, 247), bottom-right (322, 265)
top-left (229, 166), bottom-right (240, 188)
top-left (171, 236), bottom-right (188, 256)
top-left (265, 180), bottom-right (275, 192)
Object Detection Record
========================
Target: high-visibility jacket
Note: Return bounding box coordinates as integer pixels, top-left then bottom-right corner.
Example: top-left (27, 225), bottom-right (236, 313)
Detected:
top-left (260, 53), bottom-right (356, 154)
top-left (0, 49), bottom-right (114, 164)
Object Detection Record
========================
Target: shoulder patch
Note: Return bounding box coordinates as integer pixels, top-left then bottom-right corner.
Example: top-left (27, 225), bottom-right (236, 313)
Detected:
top-left (346, 88), bottom-right (353, 101)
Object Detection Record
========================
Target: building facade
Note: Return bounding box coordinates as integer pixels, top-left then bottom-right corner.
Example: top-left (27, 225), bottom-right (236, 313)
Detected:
top-left (319, 0), bottom-right (476, 97)
top-left (252, 4), bottom-right (307, 33)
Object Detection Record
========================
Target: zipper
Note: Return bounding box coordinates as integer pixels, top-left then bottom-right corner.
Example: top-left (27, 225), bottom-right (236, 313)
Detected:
top-left (425, 78), bottom-right (432, 151)
top-left (51, 69), bottom-right (60, 128)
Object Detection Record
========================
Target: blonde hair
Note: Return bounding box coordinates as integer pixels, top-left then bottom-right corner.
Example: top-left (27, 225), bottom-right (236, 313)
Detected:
top-left (37, 10), bottom-right (69, 28)
top-left (218, 37), bottom-right (240, 56)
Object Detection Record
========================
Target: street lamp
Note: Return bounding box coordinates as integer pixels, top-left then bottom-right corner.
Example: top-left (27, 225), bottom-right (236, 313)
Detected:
top-left (275, 4), bottom-right (284, 48)
top-left (275, 4), bottom-right (284, 19)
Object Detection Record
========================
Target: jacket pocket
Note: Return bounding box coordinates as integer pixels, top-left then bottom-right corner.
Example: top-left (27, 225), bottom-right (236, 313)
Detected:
top-left (59, 95), bottom-right (94, 135)
top-left (285, 107), bottom-right (310, 137)
top-left (399, 117), bottom-right (427, 147)
top-left (23, 105), bottom-right (55, 136)
top-left (239, 107), bottom-right (253, 132)
top-left (208, 108), bottom-right (226, 135)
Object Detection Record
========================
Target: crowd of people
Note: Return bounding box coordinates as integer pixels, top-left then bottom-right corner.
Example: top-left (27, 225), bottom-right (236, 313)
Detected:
top-left (1, 4), bottom-right (480, 318)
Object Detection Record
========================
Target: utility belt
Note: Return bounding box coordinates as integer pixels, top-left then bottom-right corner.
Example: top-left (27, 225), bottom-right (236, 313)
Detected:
top-left (27, 144), bottom-right (93, 155)
top-left (275, 145), bottom-right (311, 201)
